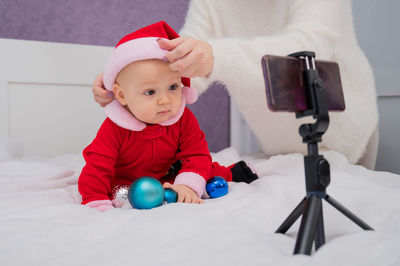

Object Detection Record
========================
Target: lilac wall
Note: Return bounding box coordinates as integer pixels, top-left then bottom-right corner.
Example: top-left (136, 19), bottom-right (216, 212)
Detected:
top-left (0, 0), bottom-right (230, 152)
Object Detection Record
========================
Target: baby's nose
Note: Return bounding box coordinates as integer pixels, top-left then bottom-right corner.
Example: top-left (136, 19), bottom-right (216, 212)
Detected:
top-left (158, 94), bottom-right (171, 104)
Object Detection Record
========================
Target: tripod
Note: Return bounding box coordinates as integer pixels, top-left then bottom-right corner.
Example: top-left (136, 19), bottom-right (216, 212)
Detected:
top-left (275, 51), bottom-right (373, 255)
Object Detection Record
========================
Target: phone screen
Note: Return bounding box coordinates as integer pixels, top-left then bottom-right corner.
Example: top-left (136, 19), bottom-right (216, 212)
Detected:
top-left (262, 55), bottom-right (345, 112)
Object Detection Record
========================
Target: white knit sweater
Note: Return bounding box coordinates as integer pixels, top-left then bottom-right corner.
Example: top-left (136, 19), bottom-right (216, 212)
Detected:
top-left (180, 0), bottom-right (378, 164)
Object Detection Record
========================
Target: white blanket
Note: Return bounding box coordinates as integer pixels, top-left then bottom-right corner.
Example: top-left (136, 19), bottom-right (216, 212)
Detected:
top-left (1, 148), bottom-right (399, 266)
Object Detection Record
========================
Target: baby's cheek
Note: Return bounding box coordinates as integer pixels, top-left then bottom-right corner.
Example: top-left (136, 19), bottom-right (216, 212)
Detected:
top-left (131, 104), bottom-right (151, 120)
top-left (174, 95), bottom-right (183, 110)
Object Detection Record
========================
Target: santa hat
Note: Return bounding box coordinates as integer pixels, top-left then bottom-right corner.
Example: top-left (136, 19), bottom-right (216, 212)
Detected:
top-left (103, 21), bottom-right (198, 131)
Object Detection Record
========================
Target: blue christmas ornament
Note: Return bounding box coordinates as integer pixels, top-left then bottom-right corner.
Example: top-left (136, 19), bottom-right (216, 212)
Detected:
top-left (128, 177), bottom-right (164, 209)
top-left (206, 176), bottom-right (229, 198)
top-left (164, 188), bottom-right (178, 203)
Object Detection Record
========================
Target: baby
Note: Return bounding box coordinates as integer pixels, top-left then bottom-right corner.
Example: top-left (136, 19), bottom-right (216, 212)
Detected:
top-left (78, 21), bottom-right (258, 211)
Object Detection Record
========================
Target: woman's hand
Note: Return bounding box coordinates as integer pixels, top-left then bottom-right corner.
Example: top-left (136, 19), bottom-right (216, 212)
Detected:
top-left (157, 37), bottom-right (214, 78)
top-left (163, 182), bottom-right (204, 204)
top-left (92, 73), bottom-right (114, 107)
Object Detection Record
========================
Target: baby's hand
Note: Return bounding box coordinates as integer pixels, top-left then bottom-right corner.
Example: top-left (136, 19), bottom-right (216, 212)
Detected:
top-left (163, 182), bottom-right (204, 204)
top-left (86, 200), bottom-right (114, 212)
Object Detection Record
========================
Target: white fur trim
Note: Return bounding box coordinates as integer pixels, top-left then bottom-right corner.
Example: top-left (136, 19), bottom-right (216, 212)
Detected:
top-left (103, 37), bottom-right (168, 91)
top-left (182, 86), bottom-right (198, 104)
top-left (105, 94), bottom-right (187, 131)
top-left (105, 99), bottom-right (146, 131)
top-left (174, 172), bottom-right (206, 198)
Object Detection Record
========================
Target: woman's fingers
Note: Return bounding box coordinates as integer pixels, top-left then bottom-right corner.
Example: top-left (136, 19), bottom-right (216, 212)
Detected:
top-left (157, 37), bottom-right (186, 53)
top-left (169, 52), bottom-right (200, 77)
top-left (168, 53), bottom-right (192, 74)
top-left (161, 38), bottom-right (213, 78)
top-left (163, 39), bottom-right (194, 63)
top-left (93, 84), bottom-right (113, 98)
top-left (92, 73), bottom-right (114, 106)
top-left (93, 72), bottom-right (104, 87)
top-left (94, 95), bottom-right (112, 107)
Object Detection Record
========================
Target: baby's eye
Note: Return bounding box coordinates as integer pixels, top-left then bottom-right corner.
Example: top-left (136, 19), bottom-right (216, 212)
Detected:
top-left (169, 84), bottom-right (179, 91)
top-left (145, 90), bottom-right (156, 96)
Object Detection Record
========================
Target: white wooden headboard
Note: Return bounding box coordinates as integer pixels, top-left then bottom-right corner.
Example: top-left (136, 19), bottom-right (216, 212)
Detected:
top-left (0, 38), bottom-right (111, 156)
top-left (0, 38), bottom-right (258, 157)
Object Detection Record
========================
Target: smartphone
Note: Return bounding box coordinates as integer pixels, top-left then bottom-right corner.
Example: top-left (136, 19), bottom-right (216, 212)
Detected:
top-left (261, 55), bottom-right (345, 112)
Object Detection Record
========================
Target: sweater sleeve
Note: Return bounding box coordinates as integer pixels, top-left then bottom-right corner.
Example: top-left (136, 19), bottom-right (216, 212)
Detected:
top-left (173, 108), bottom-right (212, 197)
top-left (78, 119), bottom-right (122, 205)
top-left (180, 0), bottom-right (346, 89)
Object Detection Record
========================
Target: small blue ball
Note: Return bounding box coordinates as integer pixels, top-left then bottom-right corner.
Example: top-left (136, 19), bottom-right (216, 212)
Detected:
top-left (128, 177), bottom-right (164, 209)
top-left (164, 188), bottom-right (178, 203)
top-left (206, 176), bottom-right (229, 198)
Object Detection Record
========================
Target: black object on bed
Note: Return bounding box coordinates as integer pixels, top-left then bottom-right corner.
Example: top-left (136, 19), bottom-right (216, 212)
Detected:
top-left (269, 51), bottom-right (374, 255)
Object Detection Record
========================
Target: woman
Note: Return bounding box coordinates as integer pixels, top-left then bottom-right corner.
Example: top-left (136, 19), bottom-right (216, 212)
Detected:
top-left (93, 0), bottom-right (378, 169)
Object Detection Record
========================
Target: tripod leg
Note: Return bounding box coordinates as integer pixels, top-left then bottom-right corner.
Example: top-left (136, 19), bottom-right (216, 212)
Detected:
top-left (314, 203), bottom-right (326, 250)
top-left (324, 194), bottom-right (373, 230)
top-left (294, 196), bottom-right (322, 255)
top-left (276, 197), bottom-right (307, 234)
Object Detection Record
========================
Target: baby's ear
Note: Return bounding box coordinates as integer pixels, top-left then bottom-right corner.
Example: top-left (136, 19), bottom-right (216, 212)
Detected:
top-left (112, 84), bottom-right (126, 105)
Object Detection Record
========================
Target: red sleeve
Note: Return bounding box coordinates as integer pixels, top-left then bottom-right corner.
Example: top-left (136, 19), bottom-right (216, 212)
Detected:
top-left (78, 118), bottom-right (123, 204)
top-left (176, 108), bottom-right (212, 180)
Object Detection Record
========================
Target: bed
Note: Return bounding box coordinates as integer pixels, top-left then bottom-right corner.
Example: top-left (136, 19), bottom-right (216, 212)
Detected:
top-left (1, 38), bottom-right (400, 266)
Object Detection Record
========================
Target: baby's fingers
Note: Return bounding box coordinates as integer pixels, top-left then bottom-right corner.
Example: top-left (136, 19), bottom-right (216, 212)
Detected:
top-left (177, 191), bottom-right (186, 203)
top-left (163, 182), bottom-right (173, 189)
top-left (193, 195), bottom-right (204, 204)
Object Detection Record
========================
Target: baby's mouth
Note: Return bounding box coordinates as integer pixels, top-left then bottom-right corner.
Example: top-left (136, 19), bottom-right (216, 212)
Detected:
top-left (157, 110), bottom-right (171, 115)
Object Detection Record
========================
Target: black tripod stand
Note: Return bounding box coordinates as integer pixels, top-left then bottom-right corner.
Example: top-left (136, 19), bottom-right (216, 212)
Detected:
top-left (275, 51), bottom-right (373, 255)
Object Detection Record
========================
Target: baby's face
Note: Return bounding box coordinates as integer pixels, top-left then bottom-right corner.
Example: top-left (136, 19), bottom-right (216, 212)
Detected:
top-left (114, 59), bottom-right (183, 124)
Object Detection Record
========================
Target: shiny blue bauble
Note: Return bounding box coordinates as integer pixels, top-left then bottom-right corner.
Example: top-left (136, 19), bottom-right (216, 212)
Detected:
top-left (164, 188), bottom-right (178, 203)
top-left (128, 177), bottom-right (164, 209)
top-left (206, 176), bottom-right (229, 198)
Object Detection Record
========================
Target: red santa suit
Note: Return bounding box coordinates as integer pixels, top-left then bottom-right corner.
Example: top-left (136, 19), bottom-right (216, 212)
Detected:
top-left (78, 104), bottom-right (232, 205)
top-left (78, 21), bottom-right (233, 210)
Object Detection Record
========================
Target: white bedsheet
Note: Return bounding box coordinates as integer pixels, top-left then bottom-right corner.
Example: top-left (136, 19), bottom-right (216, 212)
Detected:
top-left (1, 148), bottom-right (399, 266)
